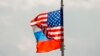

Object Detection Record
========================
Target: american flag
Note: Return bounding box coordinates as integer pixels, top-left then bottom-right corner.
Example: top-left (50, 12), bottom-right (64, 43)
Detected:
top-left (30, 10), bottom-right (63, 40)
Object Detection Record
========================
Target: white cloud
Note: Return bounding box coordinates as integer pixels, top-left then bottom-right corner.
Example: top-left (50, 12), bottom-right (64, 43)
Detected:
top-left (11, 0), bottom-right (35, 11)
top-left (38, 0), bottom-right (60, 6)
top-left (18, 36), bottom-right (34, 52)
top-left (0, 16), bottom-right (13, 26)
top-left (0, 0), bottom-right (60, 11)
top-left (0, 0), bottom-right (100, 11)
top-left (64, 0), bottom-right (100, 10)
top-left (0, 0), bottom-right (11, 7)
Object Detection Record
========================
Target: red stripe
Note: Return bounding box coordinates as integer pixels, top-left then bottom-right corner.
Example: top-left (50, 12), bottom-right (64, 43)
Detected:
top-left (35, 17), bottom-right (47, 21)
top-left (31, 13), bottom-right (47, 23)
top-left (37, 39), bottom-right (62, 53)
top-left (32, 18), bottom-right (47, 23)
top-left (47, 28), bottom-right (63, 32)
top-left (40, 22), bottom-right (47, 24)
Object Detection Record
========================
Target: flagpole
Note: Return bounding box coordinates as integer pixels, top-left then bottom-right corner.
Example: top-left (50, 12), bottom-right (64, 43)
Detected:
top-left (60, 0), bottom-right (64, 56)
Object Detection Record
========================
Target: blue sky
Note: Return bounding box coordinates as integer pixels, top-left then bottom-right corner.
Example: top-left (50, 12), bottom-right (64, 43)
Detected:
top-left (0, 0), bottom-right (100, 56)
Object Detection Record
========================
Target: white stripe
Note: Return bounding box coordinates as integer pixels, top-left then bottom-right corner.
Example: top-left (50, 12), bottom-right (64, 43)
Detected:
top-left (42, 24), bottom-right (47, 26)
top-left (32, 26), bottom-right (41, 32)
top-left (53, 36), bottom-right (63, 40)
top-left (48, 31), bottom-right (63, 35)
top-left (47, 26), bottom-right (63, 30)
top-left (30, 19), bottom-right (47, 25)
top-left (38, 14), bottom-right (48, 18)
top-left (30, 22), bottom-right (37, 26)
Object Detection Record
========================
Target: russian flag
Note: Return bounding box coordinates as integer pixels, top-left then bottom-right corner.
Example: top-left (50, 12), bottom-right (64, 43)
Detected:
top-left (33, 26), bottom-right (62, 53)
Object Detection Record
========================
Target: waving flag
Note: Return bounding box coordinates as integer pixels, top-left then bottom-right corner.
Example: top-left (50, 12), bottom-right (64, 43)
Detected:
top-left (30, 10), bottom-right (63, 53)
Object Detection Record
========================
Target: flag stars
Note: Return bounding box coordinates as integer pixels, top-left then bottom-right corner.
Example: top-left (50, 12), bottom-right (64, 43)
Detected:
top-left (47, 10), bottom-right (62, 27)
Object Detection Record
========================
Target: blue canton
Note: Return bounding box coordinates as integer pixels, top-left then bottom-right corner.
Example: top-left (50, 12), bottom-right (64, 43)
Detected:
top-left (47, 10), bottom-right (63, 27)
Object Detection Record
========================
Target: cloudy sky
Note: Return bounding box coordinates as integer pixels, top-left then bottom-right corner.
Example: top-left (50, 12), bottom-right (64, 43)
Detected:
top-left (0, 0), bottom-right (100, 56)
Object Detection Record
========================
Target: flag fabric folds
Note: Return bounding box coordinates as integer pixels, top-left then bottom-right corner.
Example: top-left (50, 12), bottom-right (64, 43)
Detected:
top-left (30, 10), bottom-right (63, 53)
